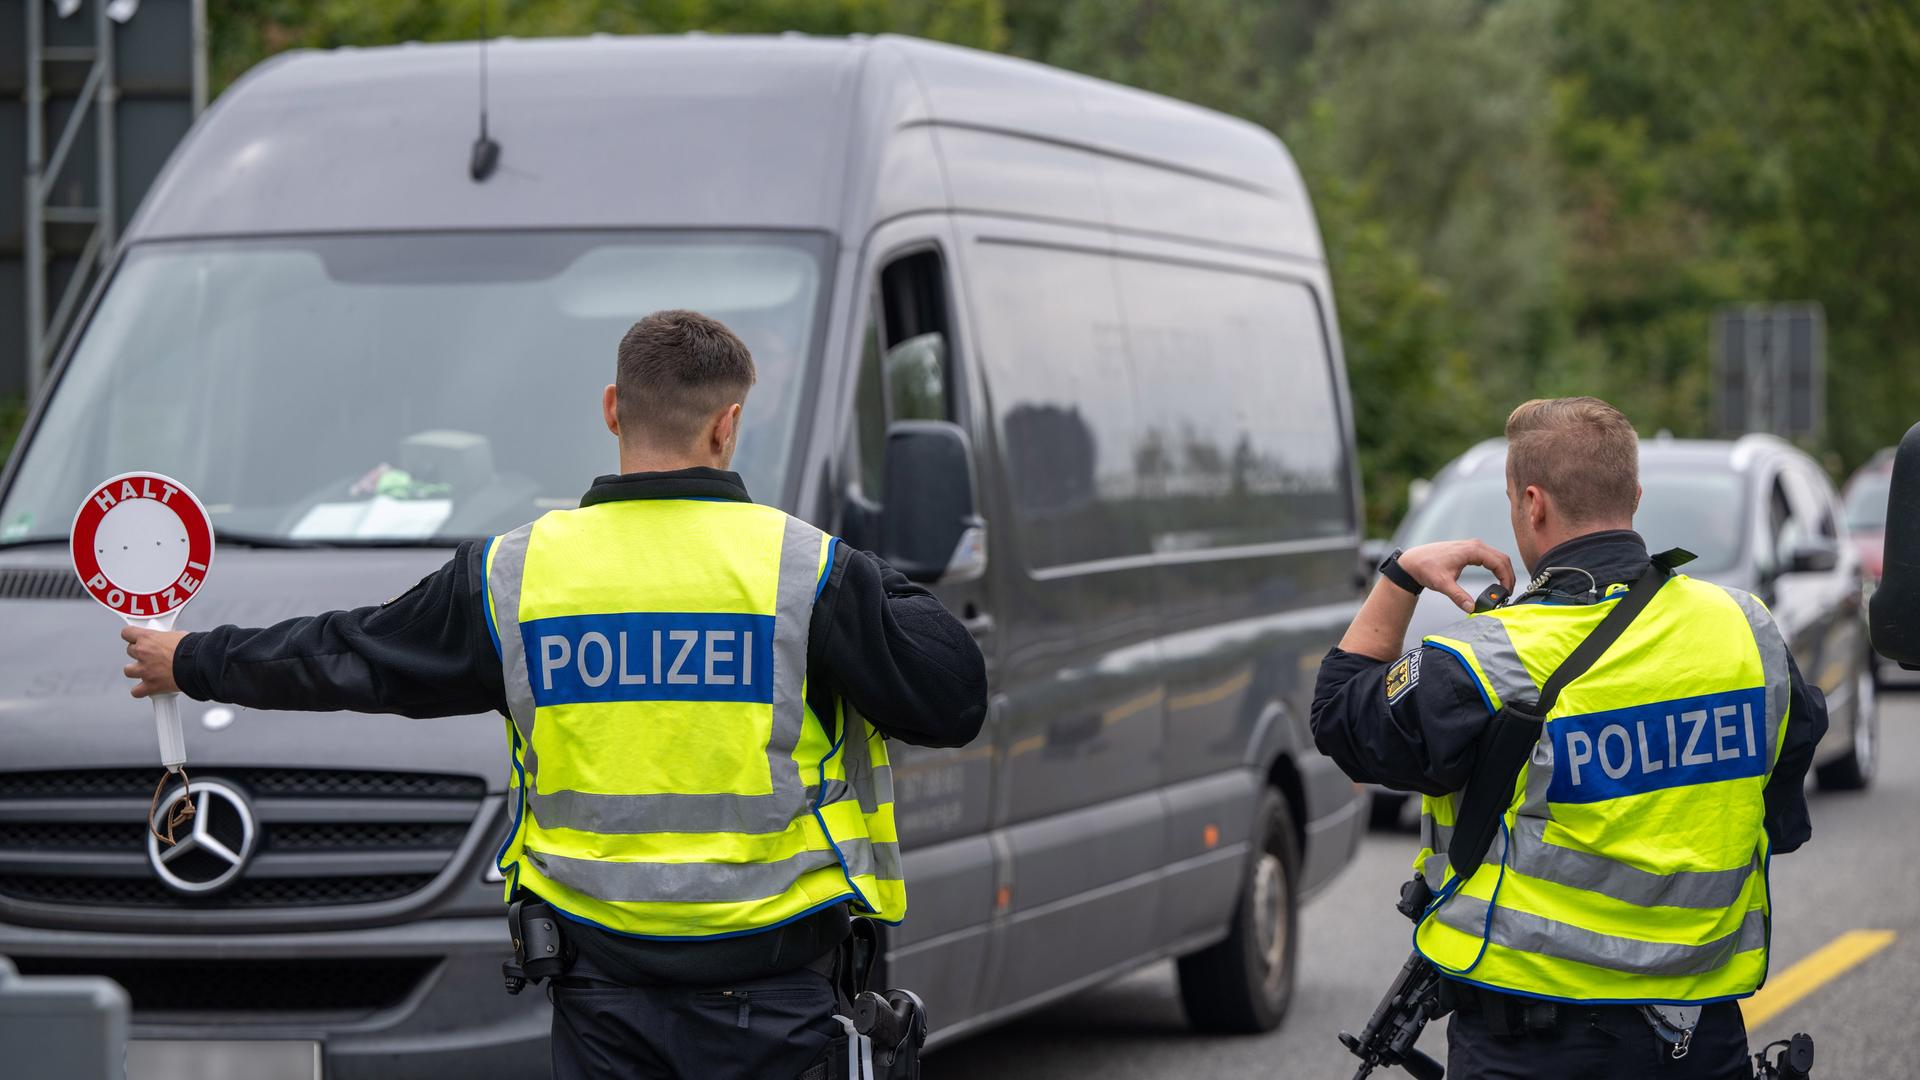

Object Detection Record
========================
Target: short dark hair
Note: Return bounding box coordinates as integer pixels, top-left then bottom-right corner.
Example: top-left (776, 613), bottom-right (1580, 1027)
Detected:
top-left (1505, 396), bottom-right (1640, 525)
top-left (615, 310), bottom-right (757, 449)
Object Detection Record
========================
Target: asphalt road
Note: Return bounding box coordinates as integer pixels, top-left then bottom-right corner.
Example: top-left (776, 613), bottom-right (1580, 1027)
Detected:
top-left (927, 687), bottom-right (1919, 1079)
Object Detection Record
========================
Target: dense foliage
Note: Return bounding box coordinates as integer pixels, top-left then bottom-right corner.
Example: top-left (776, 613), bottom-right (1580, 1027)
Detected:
top-left (189, 0), bottom-right (1917, 532)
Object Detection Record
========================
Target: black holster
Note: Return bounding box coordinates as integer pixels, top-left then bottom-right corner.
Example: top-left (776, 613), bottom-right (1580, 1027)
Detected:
top-left (803, 920), bottom-right (927, 1080)
top-left (502, 898), bottom-right (574, 995)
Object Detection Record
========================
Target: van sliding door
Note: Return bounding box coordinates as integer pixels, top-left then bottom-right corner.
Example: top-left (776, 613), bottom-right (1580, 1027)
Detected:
top-left (950, 217), bottom-right (1174, 1016)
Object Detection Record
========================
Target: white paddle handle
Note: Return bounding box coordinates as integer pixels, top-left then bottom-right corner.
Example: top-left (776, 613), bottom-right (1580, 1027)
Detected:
top-left (134, 613), bottom-right (187, 771)
top-left (154, 692), bottom-right (186, 770)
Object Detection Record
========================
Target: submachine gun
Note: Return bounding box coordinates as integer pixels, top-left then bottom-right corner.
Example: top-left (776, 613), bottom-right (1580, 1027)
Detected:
top-left (1754, 1034), bottom-right (1816, 1080)
top-left (1337, 877), bottom-right (1447, 1080)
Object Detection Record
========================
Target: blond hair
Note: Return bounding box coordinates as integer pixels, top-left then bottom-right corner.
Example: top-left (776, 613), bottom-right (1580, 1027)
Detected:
top-left (1505, 397), bottom-right (1639, 525)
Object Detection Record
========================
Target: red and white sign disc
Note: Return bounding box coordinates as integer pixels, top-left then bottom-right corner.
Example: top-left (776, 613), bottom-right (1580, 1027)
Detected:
top-left (70, 472), bottom-right (215, 621)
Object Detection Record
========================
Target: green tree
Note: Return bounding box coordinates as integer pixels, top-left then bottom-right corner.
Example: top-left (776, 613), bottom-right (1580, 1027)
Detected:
top-left (194, 0), bottom-right (1920, 527)
top-left (0, 397), bottom-right (24, 464)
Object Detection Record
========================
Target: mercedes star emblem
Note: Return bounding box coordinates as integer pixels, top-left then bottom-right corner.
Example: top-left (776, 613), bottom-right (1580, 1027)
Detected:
top-left (146, 778), bottom-right (257, 895)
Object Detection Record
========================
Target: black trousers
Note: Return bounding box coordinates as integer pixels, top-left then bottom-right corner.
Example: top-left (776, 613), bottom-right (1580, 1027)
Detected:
top-left (1447, 1000), bottom-right (1752, 1079)
top-left (548, 950), bottom-right (841, 1080)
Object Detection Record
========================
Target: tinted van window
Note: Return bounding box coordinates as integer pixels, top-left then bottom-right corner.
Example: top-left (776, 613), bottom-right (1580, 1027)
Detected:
top-left (1116, 261), bottom-right (1350, 552)
top-left (968, 241), bottom-right (1146, 571)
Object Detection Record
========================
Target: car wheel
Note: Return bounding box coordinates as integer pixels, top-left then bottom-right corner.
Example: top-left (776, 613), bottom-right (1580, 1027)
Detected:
top-left (1816, 663), bottom-right (1878, 791)
top-left (1176, 787), bottom-right (1298, 1034)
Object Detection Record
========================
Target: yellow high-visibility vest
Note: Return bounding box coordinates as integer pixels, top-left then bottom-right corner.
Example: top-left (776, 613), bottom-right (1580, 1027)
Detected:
top-left (1413, 575), bottom-right (1791, 1004)
top-left (483, 498), bottom-right (904, 938)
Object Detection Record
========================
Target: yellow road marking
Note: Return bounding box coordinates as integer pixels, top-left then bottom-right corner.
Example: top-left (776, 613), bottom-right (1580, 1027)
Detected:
top-left (1743, 929), bottom-right (1896, 1027)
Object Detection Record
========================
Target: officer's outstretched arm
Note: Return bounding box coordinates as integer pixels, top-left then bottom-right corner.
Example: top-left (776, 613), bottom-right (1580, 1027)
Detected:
top-left (165, 544), bottom-right (507, 719)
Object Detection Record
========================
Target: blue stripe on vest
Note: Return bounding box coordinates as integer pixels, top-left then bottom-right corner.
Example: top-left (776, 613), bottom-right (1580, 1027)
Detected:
top-left (520, 612), bottom-right (778, 707)
top-left (1547, 685), bottom-right (1770, 804)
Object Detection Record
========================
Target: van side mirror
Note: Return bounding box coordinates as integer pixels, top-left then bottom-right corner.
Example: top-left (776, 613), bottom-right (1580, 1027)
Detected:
top-left (881, 421), bottom-right (987, 584)
top-left (1360, 538), bottom-right (1394, 570)
top-left (1358, 538), bottom-right (1394, 589)
top-left (1870, 421), bottom-right (1920, 669)
top-left (1784, 538), bottom-right (1839, 575)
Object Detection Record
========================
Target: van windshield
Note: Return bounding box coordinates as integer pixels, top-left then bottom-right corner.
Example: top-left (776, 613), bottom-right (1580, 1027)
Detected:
top-left (0, 231), bottom-right (828, 545)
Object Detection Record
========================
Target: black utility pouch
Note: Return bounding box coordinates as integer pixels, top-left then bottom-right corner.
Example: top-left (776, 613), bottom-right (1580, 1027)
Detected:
top-left (503, 899), bottom-right (574, 995)
top-left (1446, 701), bottom-right (1545, 882)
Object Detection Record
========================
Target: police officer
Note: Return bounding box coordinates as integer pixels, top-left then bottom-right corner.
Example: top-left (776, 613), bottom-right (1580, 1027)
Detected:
top-left (121, 310), bottom-right (989, 1080)
top-left (1313, 397), bottom-right (1828, 1078)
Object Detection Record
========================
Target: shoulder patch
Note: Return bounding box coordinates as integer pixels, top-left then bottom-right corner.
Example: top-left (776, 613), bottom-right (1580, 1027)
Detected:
top-left (1385, 649), bottom-right (1422, 705)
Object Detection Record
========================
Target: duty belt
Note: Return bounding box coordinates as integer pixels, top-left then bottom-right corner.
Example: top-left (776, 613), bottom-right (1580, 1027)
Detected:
top-left (1449, 982), bottom-right (1642, 1039)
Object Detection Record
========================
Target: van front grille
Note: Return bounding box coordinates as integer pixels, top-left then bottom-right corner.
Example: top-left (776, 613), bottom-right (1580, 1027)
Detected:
top-left (0, 768), bottom-right (485, 916)
top-left (0, 873), bottom-right (438, 908)
top-left (0, 567), bottom-right (88, 601)
top-left (0, 768), bottom-right (486, 800)
top-left (10, 956), bottom-right (436, 1015)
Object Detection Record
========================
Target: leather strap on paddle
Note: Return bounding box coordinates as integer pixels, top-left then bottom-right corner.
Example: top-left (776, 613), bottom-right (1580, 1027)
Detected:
top-left (1444, 554), bottom-right (1687, 882)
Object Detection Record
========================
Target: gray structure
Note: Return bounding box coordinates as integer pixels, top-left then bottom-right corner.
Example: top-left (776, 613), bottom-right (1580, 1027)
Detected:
top-left (2, 0), bottom-right (206, 400)
top-left (1713, 303), bottom-right (1827, 441)
top-left (0, 35), bottom-right (1367, 1075)
top-left (0, 955), bottom-right (129, 1080)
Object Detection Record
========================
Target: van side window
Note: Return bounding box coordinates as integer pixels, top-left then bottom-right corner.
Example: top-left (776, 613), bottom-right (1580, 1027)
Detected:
top-left (878, 252), bottom-right (953, 424)
top-left (853, 313), bottom-right (888, 499)
top-left (849, 248), bottom-right (956, 505)
top-left (1116, 260), bottom-right (1351, 551)
top-left (968, 241), bottom-right (1148, 571)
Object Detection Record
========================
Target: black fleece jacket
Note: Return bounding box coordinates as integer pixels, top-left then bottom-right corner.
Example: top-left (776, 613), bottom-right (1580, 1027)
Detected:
top-left (172, 467), bottom-right (988, 983)
top-left (174, 468), bottom-right (988, 748)
top-left (1309, 529), bottom-right (1826, 854)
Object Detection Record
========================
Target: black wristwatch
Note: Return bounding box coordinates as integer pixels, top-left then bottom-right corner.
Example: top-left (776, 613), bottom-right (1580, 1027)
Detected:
top-left (1377, 548), bottom-right (1423, 596)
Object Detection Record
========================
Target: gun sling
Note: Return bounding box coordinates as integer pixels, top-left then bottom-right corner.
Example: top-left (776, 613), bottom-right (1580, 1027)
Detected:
top-left (1444, 558), bottom-right (1677, 882)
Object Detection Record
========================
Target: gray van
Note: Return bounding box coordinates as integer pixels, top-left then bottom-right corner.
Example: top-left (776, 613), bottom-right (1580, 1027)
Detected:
top-left (0, 34), bottom-right (1367, 1077)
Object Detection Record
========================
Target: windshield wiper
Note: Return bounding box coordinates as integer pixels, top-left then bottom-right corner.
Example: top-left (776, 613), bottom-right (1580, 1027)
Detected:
top-left (315, 536), bottom-right (476, 549)
top-left (214, 529), bottom-right (330, 550)
top-left (0, 536), bottom-right (70, 552)
top-left (2, 529), bottom-right (470, 553)
top-left (214, 529), bottom-right (475, 550)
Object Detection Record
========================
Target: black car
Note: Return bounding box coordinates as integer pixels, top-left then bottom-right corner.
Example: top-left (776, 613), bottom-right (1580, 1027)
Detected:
top-left (1369, 434), bottom-right (1877, 825)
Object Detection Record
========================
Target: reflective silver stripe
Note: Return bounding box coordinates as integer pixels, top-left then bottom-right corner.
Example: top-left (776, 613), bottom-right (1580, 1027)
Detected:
top-left (838, 836), bottom-right (901, 883)
top-left (1518, 733), bottom-right (1556, 818)
top-left (1427, 615), bottom-right (1536, 710)
top-left (1420, 810), bottom-right (1453, 888)
top-left (488, 525), bottom-right (538, 757)
top-left (1507, 817), bottom-right (1760, 909)
top-left (525, 839), bottom-right (905, 903)
top-left (529, 787), bottom-right (815, 836)
top-left (1718, 587), bottom-right (1792, 761)
top-left (527, 846), bottom-right (842, 903)
top-left (870, 835), bottom-right (904, 882)
top-left (1434, 896), bottom-right (1767, 977)
top-left (840, 711), bottom-right (895, 815)
top-left (770, 515), bottom-right (825, 803)
top-left (872, 760), bottom-right (895, 812)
